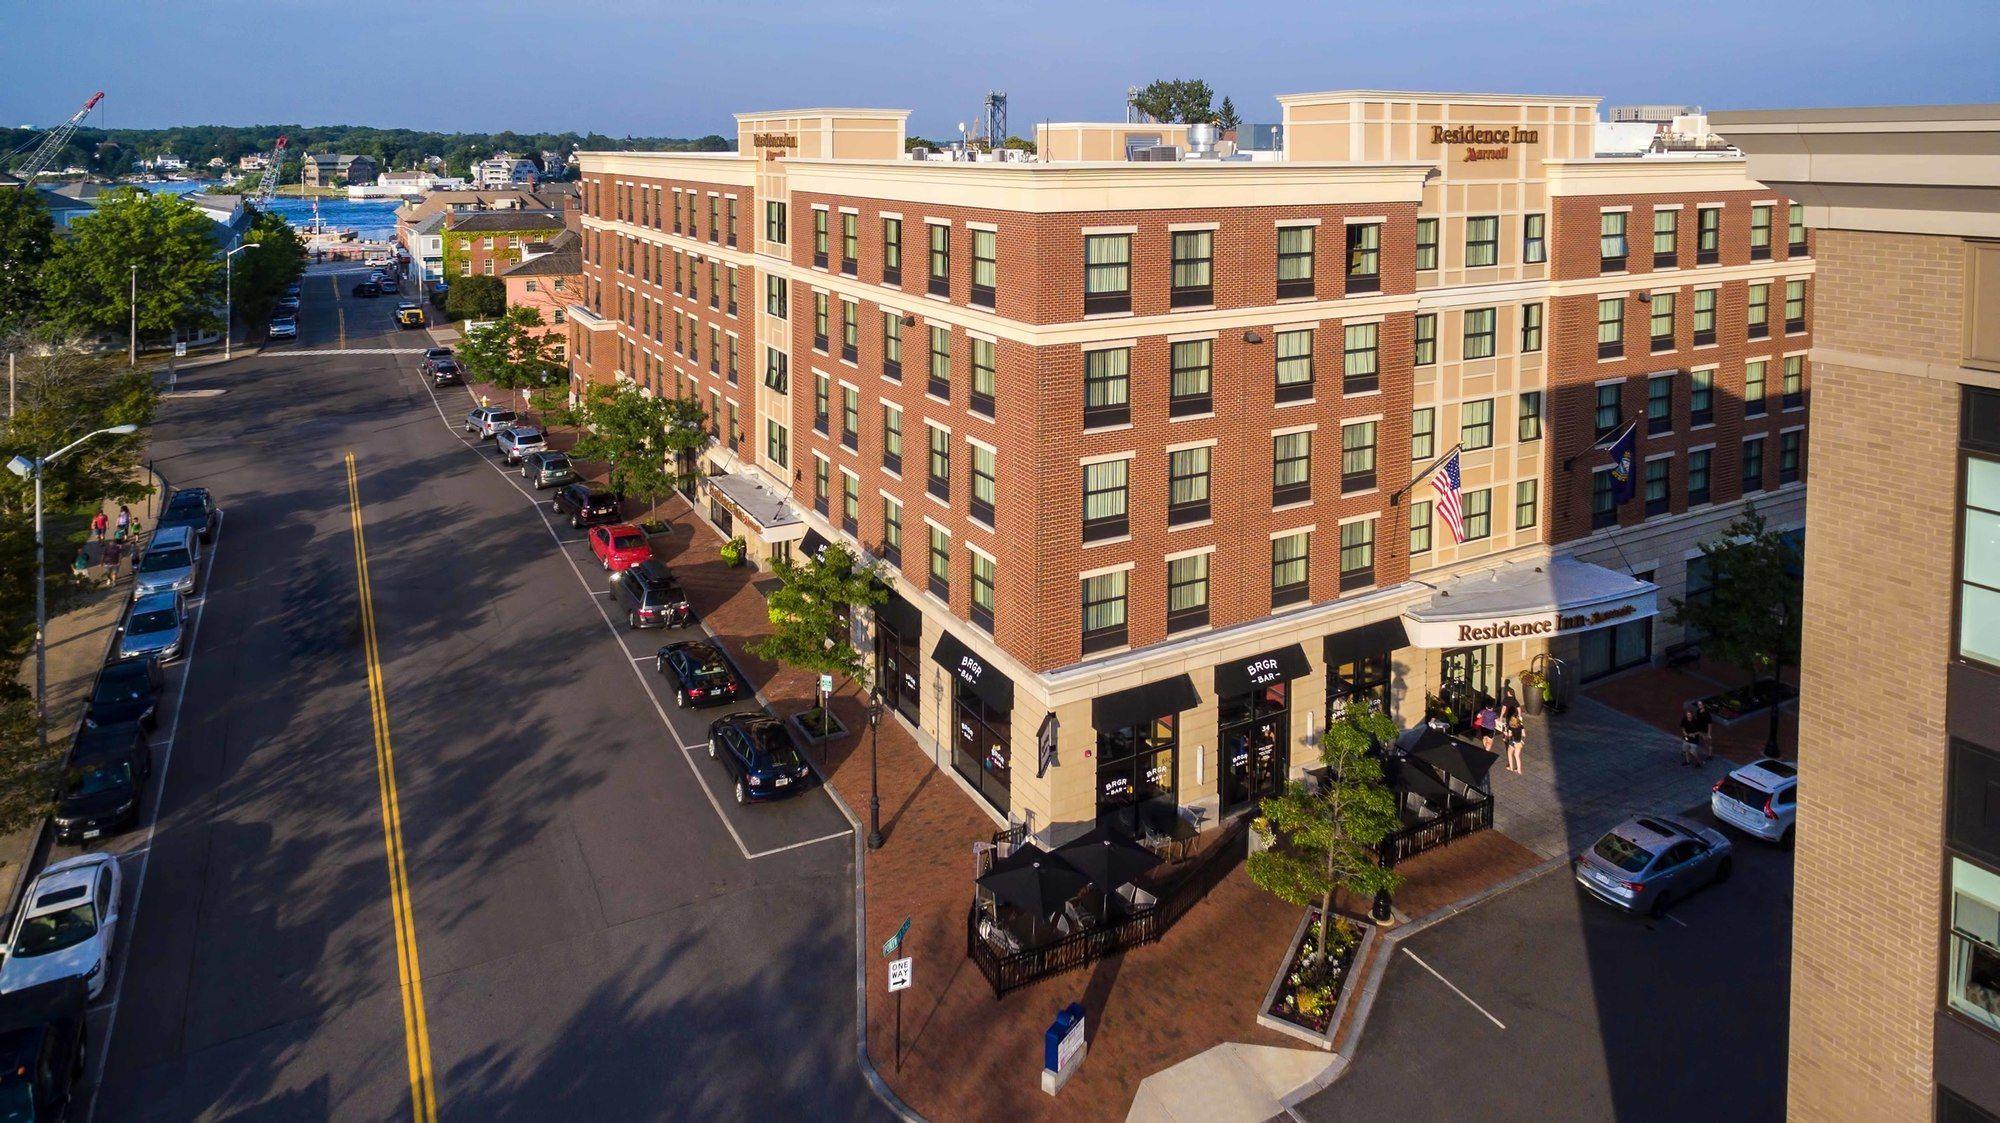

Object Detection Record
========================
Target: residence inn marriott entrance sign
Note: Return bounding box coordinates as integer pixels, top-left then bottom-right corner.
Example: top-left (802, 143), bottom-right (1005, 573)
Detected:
top-left (1400, 557), bottom-right (1658, 649)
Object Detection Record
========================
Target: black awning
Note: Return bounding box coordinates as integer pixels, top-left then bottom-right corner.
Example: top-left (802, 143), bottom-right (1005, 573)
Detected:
top-left (800, 528), bottom-right (832, 561)
top-left (932, 629), bottom-right (1014, 711)
top-left (1092, 675), bottom-right (1200, 731)
top-left (1324, 618), bottom-right (1409, 666)
top-left (875, 588), bottom-right (922, 638)
top-left (1213, 643), bottom-right (1311, 698)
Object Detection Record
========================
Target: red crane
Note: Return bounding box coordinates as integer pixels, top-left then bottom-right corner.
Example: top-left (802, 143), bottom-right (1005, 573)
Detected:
top-left (6, 92), bottom-right (104, 182)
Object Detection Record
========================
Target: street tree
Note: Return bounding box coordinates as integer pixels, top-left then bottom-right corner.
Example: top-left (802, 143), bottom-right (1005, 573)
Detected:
top-left (1216, 96), bottom-right (1241, 133)
top-left (0, 342), bottom-right (155, 520)
top-left (1130, 79), bottom-right (1217, 125)
top-left (748, 542), bottom-right (885, 736)
top-left (38, 188), bottom-right (224, 343)
top-left (229, 206), bottom-right (307, 326)
top-left (457, 306), bottom-right (563, 403)
top-left (0, 188), bottom-right (56, 337)
top-left (0, 682), bottom-right (61, 837)
top-left (1668, 504), bottom-right (1804, 755)
top-left (565, 382), bottom-right (706, 519)
top-left (444, 274), bottom-right (506, 321)
top-left (1247, 699), bottom-right (1402, 969)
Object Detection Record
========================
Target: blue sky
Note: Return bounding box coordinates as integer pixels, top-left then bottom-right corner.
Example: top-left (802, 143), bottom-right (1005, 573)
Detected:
top-left (2, 0), bottom-right (1991, 138)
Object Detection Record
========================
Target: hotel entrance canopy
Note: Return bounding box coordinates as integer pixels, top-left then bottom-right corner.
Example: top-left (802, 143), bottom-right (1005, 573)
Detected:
top-left (1402, 557), bottom-right (1657, 649)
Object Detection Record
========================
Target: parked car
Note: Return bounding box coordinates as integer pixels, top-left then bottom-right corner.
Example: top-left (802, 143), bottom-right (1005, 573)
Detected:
top-left (53, 722), bottom-right (151, 844)
top-left (267, 315), bottom-right (297, 341)
top-left (352, 282), bottom-right (380, 298)
top-left (0, 854), bottom-right (123, 999)
top-left (608, 559), bottom-right (689, 628)
top-left (552, 483), bottom-right (620, 529)
top-left (589, 523), bottom-right (652, 572)
top-left (1574, 815), bottom-right (1732, 917)
top-left (425, 358), bottom-right (462, 386)
top-left (464, 407), bottom-right (518, 439)
top-left (275, 296), bottom-right (301, 315)
top-left (84, 656), bottom-right (163, 730)
top-left (364, 255), bottom-right (391, 268)
top-left (520, 450), bottom-right (575, 489)
top-left (495, 426), bottom-right (547, 465)
top-left (0, 979), bottom-right (89, 1121)
top-left (116, 592), bottom-right (186, 663)
top-left (1711, 759), bottom-right (1799, 845)
top-left (395, 303), bottom-right (426, 328)
top-left (423, 347), bottom-right (453, 364)
top-left (376, 276), bottom-right (399, 294)
top-left (282, 282), bottom-right (302, 299)
top-left (706, 712), bottom-right (813, 805)
top-left (656, 641), bottom-right (744, 709)
top-left (132, 526), bottom-right (201, 597)
top-left (156, 487), bottom-right (220, 543)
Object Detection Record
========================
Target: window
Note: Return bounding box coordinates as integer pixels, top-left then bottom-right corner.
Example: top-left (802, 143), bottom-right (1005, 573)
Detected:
top-left (812, 456), bottom-right (829, 515)
top-left (1412, 408), bottom-right (1436, 460)
top-left (1414, 313), bottom-right (1437, 366)
top-left (1644, 458), bottom-right (1670, 516)
top-left (881, 496), bottom-right (902, 562)
top-left (1598, 297), bottom-right (1625, 359)
top-left (707, 196), bottom-right (719, 242)
top-left (1081, 571), bottom-right (1129, 652)
top-left (841, 301), bottom-right (859, 362)
top-left (1745, 359), bottom-right (1768, 416)
top-left (812, 292), bottom-right (829, 351)
top-left (1948, 859), bottom-right (2000, 1037)
top-left (812, 207), bottom-right (829, 268)
top-left (970, 228), bottom-right (997, 308)
top-left (1346, 223), bottom-right (1381, 292)
top-left (928, 526), bottom-right (950, 597)
top-left (1523, 213), bottom-right (1546, 264)
top-left (840, 212), bottom-right (858, 274)
top-left (1463, 307), bottom-right (1497, 360)
top-left (970, 337), bottom-right (997, 417)
top-left (882, 312), bottom-right (903, 379)
top-left (1410, 500), bottom-right (1433, 554)
top-left (1415, 218), bottom-right (1439, 271)
top-left (1083, 347), bottom-right (1131, 427)
top-left (1342, 421), bottom-right (1378, 493)
top-left (1788, 203), bottom-right (1807, 254)
top-left (1697, 207), bottom-right (1720, 264)
top-left (1083, 233), bottom-right (1130, 314)
top-left (1600, 211), bottom-right (1628, 270)
top-left (709, 325), bottom-right (721, 373)
top-left (928, 326), bottom-right (951, 400)
top-left (869, 217), bottom-right (898, 286)
top-left (882, 404), bottom-right (903, 473)
top-left (1520, 303), bottom-right (1543, 353)
top-left (842, 470), bottom-right (860, 533)
top-left (1742, 436), bottom-right (1765, 492)
top-left (1343, 323), bottom-right (1379, 394)
top-left (767, 420), bottom-right (789, 468)
top-left (1785, 280), bottom-right (1807, 332)
top-left (726, 197), bottom-right (738, 246)
top-left (1171, 230), bottom-right (1213, 306)
top-left (1276, 329), bottom-right (1315, 402)
top-left (1784, 355), bottom-right (1804, 409)
top-left (970, 443), bottom-right (997, 524)
top-left (927, 424), bottom-right (950, 501)
top-left (1272, 431), bottom-right (1312, 506)
top-left (970, 552), bottom-right (996, 631)
top-left (1515, 479), bottom-right (1538, 529)
top-left (1961, 436), bottom-right (2000, 666)
top-left (1465, 216), bottom-right (1498, 268)
top-left (709, 260), bottom-right (721, 310)
top-left (928, 223), bottom-right (951, 297)
top-left (1518, 391), bottom-right (1543, 441)
top-left (1595, 382), bottom-right (1622, 437)
top-left (840, 384), bottom-right (860, 450)
top-left (1460, 399), bottom-right (1494, 450)
top-left (1591, 470), bottom-right (1617, 529)
top-left (1650, 292), bottom-right (1677, 351)
top-left (1750, 205), bottom-right (1772, 260)
top-left (1167, 553), bottom-right (1210, 633)
top-left (1652, 208), bottom-right (1678, 268)
top-left (1168, 447), bottom-right (1211, 525)
top-left (1748, 282), bottom-right (1771, 338)
top-left (1271, 532), bottom-right (1310, 607)
top-left (1779, 431), bottom-right (1802, 484)
top-left (760, 275), bottom-right (782, 319)
top-left (1340, 519), bottom-right (1376, 591)
top-left (1693, 289), bottom-right (1717, 345)
top-left (812, 372), bottom-right (830, 433)
top-left (1647, 374), bottom-right (1674, 435)
top-left (1691, 368), bottom-right (1714, 426)
top-left (1170, 339), bottom-right (1213, 416)
top-left (1277, 225), bottom-right (1315, 298)
top-left (1463, 489), bottom-right (1491, 541)
top-left (1688, 448), bottom-right (1712, 506)
top-left (1082, 459), bottom-right (1129, 541)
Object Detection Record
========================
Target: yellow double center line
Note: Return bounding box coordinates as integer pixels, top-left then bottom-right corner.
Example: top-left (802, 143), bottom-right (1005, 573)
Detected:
top-left (345, 453), bottom-right (439, 1122)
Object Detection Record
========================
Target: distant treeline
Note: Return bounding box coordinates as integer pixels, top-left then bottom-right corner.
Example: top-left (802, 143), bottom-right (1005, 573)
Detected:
top-left (3, 124), bottom-right (733, 179)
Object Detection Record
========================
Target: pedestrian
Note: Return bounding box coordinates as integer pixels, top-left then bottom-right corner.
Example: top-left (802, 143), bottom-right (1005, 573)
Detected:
top-left (1497, 683), bottom-right (1522, 730)
top-left (91, 510), bottom-right (108, 542)
top-left (1505, 710), bottom-right (1527, 774)
top-left (1693, 700), bottom-right (1715, 763)
top-left (1474, 699), bottom-right (1500, 752)
top-left (101, 538), bottom-right (123, 586)
top-left (113, 505), bottom-right (131, 543)
top-left (71, 546), bottom-right (92, 584)
top-left (1679, 703), bottom-right (1704, 766)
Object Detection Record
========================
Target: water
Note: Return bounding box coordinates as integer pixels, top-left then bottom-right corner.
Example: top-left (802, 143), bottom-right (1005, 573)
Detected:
top-left (141, 180), bottom-right (401, 242)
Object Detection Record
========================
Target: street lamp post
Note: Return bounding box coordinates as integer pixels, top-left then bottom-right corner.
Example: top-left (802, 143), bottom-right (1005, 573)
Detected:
top-left (867, 690), bottom-right (884, 850)
top-left (8, 424), bottom-right (141, 759)
top-left (223, 241), bottom-right (260, 362)
top-left (128, 264), bottom-right (138, 367)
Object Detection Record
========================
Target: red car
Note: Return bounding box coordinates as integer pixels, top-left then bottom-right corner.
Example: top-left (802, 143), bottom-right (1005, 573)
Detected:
top-left (589, 524), bottom-right (653, 572)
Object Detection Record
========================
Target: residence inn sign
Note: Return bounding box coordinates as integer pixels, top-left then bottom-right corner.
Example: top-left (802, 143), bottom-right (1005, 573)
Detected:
top-left (1399, 558), bottom-right (1659, 648)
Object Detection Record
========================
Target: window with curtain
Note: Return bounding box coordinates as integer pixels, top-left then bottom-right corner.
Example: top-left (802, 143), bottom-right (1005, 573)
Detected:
top-left (1750, 205), bottom-right (1772, 258)
top-left (1460, 399), bottom-right (1494, 450)
top-left (1648, 375), bottom-right (1674, 434)
top-left (841, 211), bottom-right (858, 272)
top-left (766, 275), bottom-right (786, 318)
top-left (1691, 368), bottom-right (1714, 426)
top-left (1342, 421), bottom-right (1378, 492)
top-left (1650, 292), bottom-right (1677, 349)
top-left (1346, 223), bottom-right (1381, 290)
top-left (812, 372), bottom-right (829, 432)
top-left (928, 223), bottom-right (950, 295)
top-left (928, 526), bottom-right (950, 596)
top-left (1465, 216), bottom-right (1498, 267)
top-left (1595, 383), bottom-right (1622, 436)
top-left (1273, 432), bottom-right (1311, 506)
top-left (1961, 452), bottom-right (2000, 666)
top-left (1415, 218), bottom-right (1439, 271)
top-left (1688, 449), bottom-right (1711, 505)
top-left (813, 292), bottom-right (829, 350)
top-left (1171, 230), bottom-right (1213, 306)
top-left (1653, 208), bottom-right (1678, 262)
top-left (842, 470), bottom-right (860, 530)
top-left (1084, 234), bottom-right (1131, 313)
top-left (1600, 211), bottom-right (1628, 266)
top-left (1779, 431), bottom-right (1801, 484)
top-left (1410, 501), bottom-right (1433, 554)
top-left (1745, 359), bottom-right (1767, 416)
top-left (1515, 479), bottom-right (1538, 529)
top-left (1082, 459), bottom-right (1130, 540)
top-left (812, 208), bottom-right (829, 264)
top-left (1170, 339), bottom-right (1213, 415)
top-left (970, 444), bottom-right (997, 524)
top-left (928, 425), bottom-right (950, 500)
top-left (1167, 553), bottom-right (1210, 632)
top-left (882, 217), bottom-right (902, 282)
top-left (1785, 280), bottom-right (1806, 330)
top-left (1644, 458), bottom-right (1670, 516)
top-left (1169, 447), bottom-right (1210, 524)
top-left (1412, 407), bottom-right (1435, 460)
top-left (1271, 532), bottom-right (1310, 607)
top-left (1342, 323), bottom-right (1379, 394)
top-left (1083, 347), bottom-right (1131, 427)
top-left (928, 326), bottom-right (951, 399)
top-left (1742, 436), bottom-right (1765, 492)
top-left (1523, 213), bottom-right (1546, 264)
top-left (1788, 203), bottom-right (1807, 251)
top-left (1598, 297), bottom-right (1624, 358)
top-left (1339, 519), bottom-right (1376, 590)
top-left (970, 552), bottom-right (996, 631)
top-left (881, 496), bottom-right (902, 561)
top-left (970, 228), bottom-right (997, 307)
top-left (841, 301), bottom-right (859, 361)
top-left (882, 312), bottom-right (902, 378)
top-left (1694, 289), bottom-right (1717, 344)
top-left (1463, 489), bottom-right (1492, 540)
top-left (1081, 571), bottom-right (1129, 652)
top-left (1697, 207), bottom-right (1720, 261)
top-left (1277, 225), bottom-right (1315, 298)
top-left (841, 385), bottom-right (860, 448)
top-left (1276, 329), bottom-right (1315, 402)
top-left (1463, 308), bottom-right (1497, 360)
top-left (766, 420), bottom-right (788, 468)
top-left (1521, 303), bottom-right (1543, 353)
top-left (1748, 283), bottom-right (1770, 336)
top-left (971, 338), bottom-right (997, 416)
top-left (1414, 313), bottom-right (1437, 366)
top-left (882, 404), bottom-right (903, 472)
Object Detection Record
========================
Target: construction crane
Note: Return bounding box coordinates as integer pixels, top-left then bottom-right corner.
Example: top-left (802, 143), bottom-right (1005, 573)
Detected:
top-left (5, 91), bottom-right (104, 183)
top-left (253, 135), bottom-right (289, 205)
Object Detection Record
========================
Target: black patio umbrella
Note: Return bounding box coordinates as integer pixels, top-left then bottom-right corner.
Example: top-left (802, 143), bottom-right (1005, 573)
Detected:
top-left (1406, 727), bottom-right (1500, 791)
top-left (975, 844), bottom-right (1091, 923)
top-left (1053, 825), bottom-right (1162, 894)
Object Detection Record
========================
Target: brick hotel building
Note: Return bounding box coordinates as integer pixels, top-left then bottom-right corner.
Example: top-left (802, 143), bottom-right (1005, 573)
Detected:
top-left (567, 91), bottom-right (1812, 839)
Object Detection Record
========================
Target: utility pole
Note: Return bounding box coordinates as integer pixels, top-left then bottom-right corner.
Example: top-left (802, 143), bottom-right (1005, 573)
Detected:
top-left (7, 353), bottom-right (13, 419)
top-left (128, 263), bottom-right (138, 367)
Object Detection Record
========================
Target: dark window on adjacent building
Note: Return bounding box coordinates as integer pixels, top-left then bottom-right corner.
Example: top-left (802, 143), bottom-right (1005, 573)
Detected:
top-left (840, 384), bottom-right (860, 451)
top-left (1595, 382), bottom-right (1623, 438)
top-left (1592, 470), bottom-right (1618, 529)
top-left (1687, 448), bottom-right (1712, 506)
top-left (1644, 457), bottom-right (1670, 516)
top-left (1346, 223), bottom-right (1381, 293)
top-left (1648, 374), bottom-right (1674, 435)
top-left (1742, 436), bottom-right (1765, 493)
top-left (1779, 431), bottom-right (1801, 484)
top-left (1691, 368), bottom-right (1714, 427)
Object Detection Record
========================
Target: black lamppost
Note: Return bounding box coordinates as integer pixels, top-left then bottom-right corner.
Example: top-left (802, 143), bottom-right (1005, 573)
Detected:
top-left (867, 690), bottom-right (885, 850)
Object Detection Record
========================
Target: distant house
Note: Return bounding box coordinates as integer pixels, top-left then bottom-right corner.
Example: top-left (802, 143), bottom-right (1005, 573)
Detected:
top-left (474, 153), bottom-right (540, 188)
top-left (33, 181), bottom-right (112, 228)
top-left (237, 153), bottom-right (268, 171)
top-left (442, 209), bottom-right (567, 279)
top-left (405, 211), bottom-right (449, 290)
top-left (502, 229), bottom-right (581, 358)
top-left (300, 153), bottom-right (380, 187)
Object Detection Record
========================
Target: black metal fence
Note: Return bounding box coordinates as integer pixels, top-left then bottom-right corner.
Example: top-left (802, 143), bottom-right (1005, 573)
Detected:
top-left (1378, 792), bottom-right (1494, 869)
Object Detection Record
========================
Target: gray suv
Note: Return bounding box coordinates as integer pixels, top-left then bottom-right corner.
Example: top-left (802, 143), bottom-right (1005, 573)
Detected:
top-left (465, 407), bottom-right (518, 439)
top-left (133, 525), bottom-right (201, 597)
top-left (495, 426), bottom-right (547, 465)
top-left (520, 450), bottom-right (576, 489)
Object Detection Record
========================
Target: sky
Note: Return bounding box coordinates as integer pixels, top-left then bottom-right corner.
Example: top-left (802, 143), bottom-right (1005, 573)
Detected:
top-left (2, 0), bottom-right (1993, 139)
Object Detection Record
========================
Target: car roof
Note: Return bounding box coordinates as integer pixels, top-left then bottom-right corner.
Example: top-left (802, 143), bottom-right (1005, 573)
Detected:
top-left (130, 590), bottom-right (179, 613)
top-left (631, 558), bottom-right (673, 582)
top-left (168, 487), bottom-right (209, 503)
top-left (27, 863), bottom-right (102, 912)
top-left (671, 640), bottom-right (722, 660)
top-left (0, 980), bottom-right (86, 1036)
top-left (1729, 760), bottom-right (1799, 791)
top-left (149, 525), bottom-right (192, 548)
top-left (98, 656), bottom-right (153, 680)
top-left (719, 710), bottom-right (776, 731)
top-left (72, 723), bottom-right (142, 760)
top-left (602, 522), bottom-right (641, 535)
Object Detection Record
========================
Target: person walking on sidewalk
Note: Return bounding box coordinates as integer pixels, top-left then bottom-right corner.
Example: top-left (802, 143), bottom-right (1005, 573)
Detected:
top-left (113, 505), bottom-right (131, 543)
top-left (101, 538), bottom-right (123, 587)
top-left (1679, 704), bottom-right (1705, 766)
top-left (91, 510), bottom-right (108, 542)
top-left (1692, 700), bottom-right (1715, 763)
top-left (71, 546), bottom-right (93, 584)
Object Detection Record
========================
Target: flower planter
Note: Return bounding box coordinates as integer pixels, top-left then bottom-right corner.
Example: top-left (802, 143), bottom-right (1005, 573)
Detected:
top-left (1256, 907), bottom-right (1374, 1050)
top-left (789, 709), bottom-right (847, 744)
top-left (1700, 679), bottom-right (1800, 723)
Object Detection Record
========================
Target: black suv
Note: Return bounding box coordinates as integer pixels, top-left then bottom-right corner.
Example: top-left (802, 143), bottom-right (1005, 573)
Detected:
top-left (0, 980), bottom-right (89, 1121)
top-left (706, 712), bottom-right (813, 804)
top-left (352, 281), bottom-right (381, 298)
top-left (54, 722), bottom-right (151, 843)
top-left (610, 559), bottom-right (690, 629)
top-left (157, 487), bottom-right (220, 543)
top-left (551, 483), bottom-right (620, 528)
top-left (655, 641), bottom-right (744, 708)
top-left (521, 450), bottom-right (576, 489)
top-left (426, 358), bottom-right (463, 385)
top-left (84, 656), bottom-right (164, 730)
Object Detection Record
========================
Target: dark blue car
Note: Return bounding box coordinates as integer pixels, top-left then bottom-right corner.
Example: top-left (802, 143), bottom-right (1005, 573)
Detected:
top-left (705, 712), bottom-right (812, 805)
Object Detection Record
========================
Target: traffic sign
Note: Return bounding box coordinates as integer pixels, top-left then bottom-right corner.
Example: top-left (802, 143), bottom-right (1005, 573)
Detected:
top-left (818, 673), bottom-right (834, 695)
top-left (174, 341), bottom-right (188, 358)
top-left (887, 957), bottom-right (913, 993)
top-left (881, 915), bottom-right (911, 958)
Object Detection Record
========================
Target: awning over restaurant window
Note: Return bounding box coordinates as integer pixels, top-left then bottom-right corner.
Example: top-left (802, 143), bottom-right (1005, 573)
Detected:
top-left (800, 528), bottom-right (832, 561)
top-left (1091, 675), bottom-right (1200, 731)
top-left (932, 629), bottom-right (1013, 711)
top-left (701, 471), bottom-right (802, 538)
top-left (875, 588), bottom-right (922, 638)
top-left (1401, 557), bottom-right (1657, 649)
top-left (1324, 618), bottom-right (1409, 666)
top-left (1213, 643), bottom-right (1312, 697)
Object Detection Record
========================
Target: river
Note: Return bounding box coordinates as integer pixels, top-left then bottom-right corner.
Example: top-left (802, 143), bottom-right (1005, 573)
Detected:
top-left (144, 180), bottom-right (401, 241)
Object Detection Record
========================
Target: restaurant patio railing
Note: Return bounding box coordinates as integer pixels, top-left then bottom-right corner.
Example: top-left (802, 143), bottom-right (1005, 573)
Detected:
top-left (1378, 790), bottom-right (1494, 869)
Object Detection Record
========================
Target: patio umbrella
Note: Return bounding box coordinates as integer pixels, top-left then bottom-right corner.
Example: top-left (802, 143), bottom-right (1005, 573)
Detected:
top-left (975, 844), bottom-right (1090, 923)
top-left (1053, 826), bottom-right (1162, 894)
top-left (1406, 728), bottom-right (1500, 791)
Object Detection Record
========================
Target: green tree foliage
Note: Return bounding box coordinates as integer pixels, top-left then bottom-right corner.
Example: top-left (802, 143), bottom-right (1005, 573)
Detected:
top-left (1216, 96), bottom-right (1241, 133)
top-left (1668, 504), bottom-right (1804, 702)
top-left (0, 188), bottom-right (56, 336)
top-left (0, 345), bottom-right (156, 518)
top-left (1130, 79), bottom-right (1218, 125)
top-left (1247, 700), bottom-right (1402, 968)
top-left (0, 682), bottom-right (60, 837)
top-left (748, 542), bottom-right (885, 733)
top-left (444, 275), bottom-right (506, 321)
top-left (458, 306), bottom-right (563, 393)
top-left (566, 383), bottom-right (706, 516)
top-left (229, 206), bottom-right (306, 325)
top-left (39, 189), bottom-right (223, 341)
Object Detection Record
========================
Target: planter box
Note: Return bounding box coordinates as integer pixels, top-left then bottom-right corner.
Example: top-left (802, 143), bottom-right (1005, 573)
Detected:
top-left (1256, 907), bottom-right (1374, 1050)
top-left (1701, 679), bottom-right (1800, 724)
top-left (789, 710), bottom-right (848, 744)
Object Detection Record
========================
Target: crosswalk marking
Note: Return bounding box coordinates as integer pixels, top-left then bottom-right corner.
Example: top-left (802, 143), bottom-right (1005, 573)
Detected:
top-left (276, 348), bottom-right (428, 355)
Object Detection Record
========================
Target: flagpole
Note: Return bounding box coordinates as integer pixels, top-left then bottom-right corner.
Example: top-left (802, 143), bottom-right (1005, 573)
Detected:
top-left (1564, 419), bottom-right (1638, 473)
top-left (1390, 443), bottom-right (1465, 506)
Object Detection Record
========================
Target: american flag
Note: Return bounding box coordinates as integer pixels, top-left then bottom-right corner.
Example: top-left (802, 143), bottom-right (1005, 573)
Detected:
top-left (1432, 449), bottom-right (1465, 543)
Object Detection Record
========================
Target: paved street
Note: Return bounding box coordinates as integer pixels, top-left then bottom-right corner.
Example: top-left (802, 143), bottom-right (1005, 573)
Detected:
top-left (1299, 804), bottom-right (1793, 1123)
top-left (77, 266), bottom-right (883, 1120)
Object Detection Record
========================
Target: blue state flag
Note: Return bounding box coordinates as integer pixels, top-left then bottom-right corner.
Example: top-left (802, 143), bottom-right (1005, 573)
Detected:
top-left (1607, 421), bottom-right (1639, 504)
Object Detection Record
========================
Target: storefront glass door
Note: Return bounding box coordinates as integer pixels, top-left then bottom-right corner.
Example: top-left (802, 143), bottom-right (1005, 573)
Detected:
top-left (951, 684), bottom-right (1011, 816)
top-left (876, 621), bottom-right (922, 726)
top-left (1440, 644), bottom-right (1503, 723)
top-left (1218, 683), bottom-right (1289, 817)
top-left (1096, 717), bottom-right (1178, 837)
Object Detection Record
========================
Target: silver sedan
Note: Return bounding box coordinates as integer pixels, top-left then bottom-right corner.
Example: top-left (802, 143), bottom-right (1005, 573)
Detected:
top-left (116, 591), bottom-right (187, 663)
top-left (1574, 814), bottom-right (1733, 917)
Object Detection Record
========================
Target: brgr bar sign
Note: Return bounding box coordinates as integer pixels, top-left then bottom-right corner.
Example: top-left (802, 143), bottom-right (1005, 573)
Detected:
top-left (1430, 124), bottom-right (1539, 163)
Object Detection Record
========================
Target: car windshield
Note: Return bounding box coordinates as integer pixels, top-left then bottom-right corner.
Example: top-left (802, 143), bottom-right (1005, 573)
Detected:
top-left (67, 760), bottom-right (131, 798)
top-left (749, 726), bottom-right (805, 770)
top-left (611, 532), bottom-right (644, 551)
top-left (94, 669), bottom-right (148, 702)
top-left (1591, 833), bottom-right (1654, 874)
top-left (127, 609), bottom-right (176, 634)
top-left (542, 455), bottom-right (569, 470)
top-left (138, 549), bottom-right (190, 573)
top-left (688, 657), bottom-right (732, 685)
top-left (165, 496), bottom-right (204, 517)
top-left (13, 902), bottom-right (98, 958)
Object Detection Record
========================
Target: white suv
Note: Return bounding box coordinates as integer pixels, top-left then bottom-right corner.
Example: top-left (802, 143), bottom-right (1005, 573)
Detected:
top-left (1711, 758), bottom-right (1798, 845)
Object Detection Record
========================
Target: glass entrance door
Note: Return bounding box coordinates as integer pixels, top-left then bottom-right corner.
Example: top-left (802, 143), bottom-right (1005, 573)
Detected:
top-left (1218, 683), bottom-right (1289, 817)
top-left (876, 622), bottom-right (922, 726)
